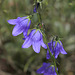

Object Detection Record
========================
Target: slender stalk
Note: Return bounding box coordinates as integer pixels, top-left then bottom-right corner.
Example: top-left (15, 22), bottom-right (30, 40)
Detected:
top-left (43, 33), bottom-right (59, 75)
top-left (35, 0), bottom-right (59, 74)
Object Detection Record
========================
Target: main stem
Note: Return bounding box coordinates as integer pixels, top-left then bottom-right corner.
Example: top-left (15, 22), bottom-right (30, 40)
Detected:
top-left (35, 0), bottom-right (58, 75)
top-left (43, 34), bottom-right (59, 75)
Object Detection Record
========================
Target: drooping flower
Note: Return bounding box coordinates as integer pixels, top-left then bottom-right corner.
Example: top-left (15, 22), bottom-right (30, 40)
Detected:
top-left (7, 16), bottom-right (31, 36)
top-left (46, 40), bottom-right (67, 59)
top-left (36, 62), bottom-right (57, 75)
top-left (33, 2), bottom-right (40, 13)
top-left (22, 29), bottom-right (47, 53)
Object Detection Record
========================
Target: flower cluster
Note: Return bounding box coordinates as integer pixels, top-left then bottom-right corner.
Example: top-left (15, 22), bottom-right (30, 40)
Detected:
top-left (46, 40), bottom-right (67, 59)
top-left (7, 1), bottom-right (67, 75)
top-left (7, 16), bottom-right (47, 53)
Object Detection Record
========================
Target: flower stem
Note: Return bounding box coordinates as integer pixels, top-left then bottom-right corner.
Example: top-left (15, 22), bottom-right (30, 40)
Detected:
top-left (36, 0), bottom-right (59, 74)
top-left (43, 33), bottom-right (59, 75)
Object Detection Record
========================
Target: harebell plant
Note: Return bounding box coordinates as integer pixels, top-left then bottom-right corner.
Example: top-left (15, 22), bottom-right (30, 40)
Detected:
top-left (7, 0), bottom-right (67, 75)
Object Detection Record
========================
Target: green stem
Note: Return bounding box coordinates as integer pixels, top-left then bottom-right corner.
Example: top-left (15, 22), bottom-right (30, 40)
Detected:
top-left (43, 34), bottom-right (59, 75)
top-left (36, 0), bottom-right (58, 74)
top-left (37, 12), bottom-right (42, 23)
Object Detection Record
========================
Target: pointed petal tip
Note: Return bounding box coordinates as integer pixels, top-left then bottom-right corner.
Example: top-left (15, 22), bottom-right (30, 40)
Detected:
top-left (12, 31), bottom-right (18, 36)
top-left (46, 57), bottom-right (50, 59)
top-left (22, 44), bottom-right (27, 48)
top-left (32, 42), bottom-right (41, 53)
top-left (34, 49), bottom-right (40, 53)
top-left (63, 51), bottom-right (67, 54)
top-left (7, 19), bottom-right (17, 25)
top-left (41, 40), bottom-right (47, 49)
top-left (55, 55), bottom-right (58, 59)
top-left (22, 45), bottom-right (24, 48)
top-left (22, 38), bottom-right (31, 48)
top-left (12, 32), bottom-right (17, 36)
top-left (61, 49), bottom-right (67, 54)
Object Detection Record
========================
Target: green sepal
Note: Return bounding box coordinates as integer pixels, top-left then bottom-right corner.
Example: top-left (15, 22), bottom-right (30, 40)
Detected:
top-left (58, 40), bottom-right (62, 46)
top-left (54, 41), bottom-right (58, 49)
top-left (32, 29), bottom-right (40, 36)
top-left (51, 64), bottom-right (54, 67)
top-left (26, 16), bottom-right (31, 26)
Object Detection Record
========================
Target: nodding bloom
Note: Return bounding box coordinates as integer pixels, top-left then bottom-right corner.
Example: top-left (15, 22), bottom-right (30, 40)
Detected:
top-left (7, 16), bottom-right (31, 36)
top-left (36, 62), bottom-right (57, 75)
top-left (22, 29), bottom-right (47, 53)
top-left (33, 2), bottom-right (40, 13)
top-left (46, 40), bottom-right (67, 59)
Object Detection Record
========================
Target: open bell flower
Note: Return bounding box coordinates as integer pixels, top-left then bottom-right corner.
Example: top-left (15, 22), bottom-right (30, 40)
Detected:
top-left (46, 40), bottom-right (67, 59)
top-left (22, 29), bottom-right (47, 53)
top-left (36, 62), bottom-right (57, 75)
top-left (7, 16), bottom-right (31, 36)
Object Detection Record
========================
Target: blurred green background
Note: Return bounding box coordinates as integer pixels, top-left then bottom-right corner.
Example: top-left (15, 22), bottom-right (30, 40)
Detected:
top-left (0, 0), bottom-right (75, 75)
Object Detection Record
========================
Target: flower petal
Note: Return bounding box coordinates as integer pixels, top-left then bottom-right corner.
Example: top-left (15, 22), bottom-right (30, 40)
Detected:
top-left (46, 50), bottom-right (51, 59)
top-left (54, 46), bottom-right (60, 58)
top-left (61, 47), bottom-right (67, 54)
top-left (44, 73), bottom-right (50, 75)
top-left (7, 19), bottom-right (17, 25)
top-left (36, 67), bottom-right (45, 74)
top-left (23, 20), bottom-right (31, 38)
top-left (19, 18), bottom-right (29, 27)
top-left (23, 30), bottom-right (28, 38)
top-left (32, 41), bottom-right (41, 53)
top-left (33, 6), bottom-right (37, 13)
top-left (54, 52), bottom-right (60, 59)
top-left (22, 37), bottom-right (31, 48)
top-left (37, 63), bottom-right (49, 74)
top-left (37, 63), bottom-right (50, 74)
top-left (31, 30), bottom-right (42, 41)
top-left (12, 24), bottom-right (24, 36)
top-left (41, 39), bottom-right (47, 49)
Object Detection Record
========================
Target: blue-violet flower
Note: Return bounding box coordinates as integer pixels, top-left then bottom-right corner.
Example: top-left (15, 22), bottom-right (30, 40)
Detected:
top-left (36, 62), bottom-right (57, 75)
top-left (33, 3), bottom-right (40, 13)
top-left (7, 16), bottom-right (31, 36)
top-left (22, 29), bottom-right (47, 53)
top-left (46, 40), bottom-right (67, 59)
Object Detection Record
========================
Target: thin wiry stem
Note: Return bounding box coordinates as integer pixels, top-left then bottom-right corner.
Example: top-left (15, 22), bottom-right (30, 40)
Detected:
top-left (36, 0), bottom-right (59, 74)
top-left (43, 34), bottom-right (59, 75)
